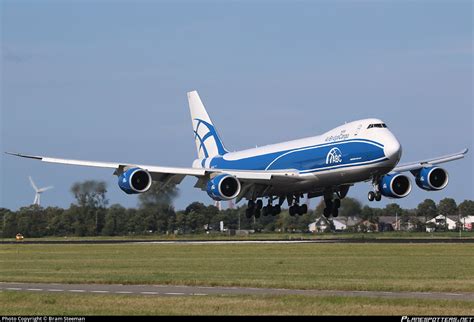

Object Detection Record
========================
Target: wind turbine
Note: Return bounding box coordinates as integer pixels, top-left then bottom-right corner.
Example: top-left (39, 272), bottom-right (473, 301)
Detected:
top-left (29, 176), bottom-right (53, 206)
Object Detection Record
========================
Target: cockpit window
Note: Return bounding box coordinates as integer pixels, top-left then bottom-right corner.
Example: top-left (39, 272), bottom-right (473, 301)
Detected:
top-left (367, 123), bottom-right (387, 129)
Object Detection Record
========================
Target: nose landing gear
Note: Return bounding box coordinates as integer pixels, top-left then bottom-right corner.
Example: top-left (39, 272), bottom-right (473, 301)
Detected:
top-left (368, 179), bottom-right (382, 202)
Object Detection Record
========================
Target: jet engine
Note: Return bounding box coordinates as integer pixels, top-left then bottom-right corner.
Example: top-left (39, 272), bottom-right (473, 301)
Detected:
top-left (414, 166), bottom-right (449, 191)
top-left (206, 174), bottom-right (241, 201)
top-left (118, 167), bottom-right (152, 194)
top-left (378, 173), bottom-right (412, 198)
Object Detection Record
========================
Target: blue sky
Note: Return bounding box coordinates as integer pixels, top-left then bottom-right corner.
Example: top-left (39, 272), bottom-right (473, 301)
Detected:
top-left (1, 1), bottom-right (472, 211)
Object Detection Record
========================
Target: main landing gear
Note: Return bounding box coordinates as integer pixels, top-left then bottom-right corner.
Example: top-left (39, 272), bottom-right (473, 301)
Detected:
top-left (323, 195), bottom-right (341, 218)
top-left (288, 195), bottom-right (308, 216)
top-left (245, 195), bottom-right (309, 218)
top-left (245, 198), bottom-right (282, 218)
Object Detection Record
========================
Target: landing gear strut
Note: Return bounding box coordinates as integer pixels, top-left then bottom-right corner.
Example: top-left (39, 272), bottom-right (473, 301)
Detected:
top-left (245, 200), bottom-right (255, 218)
top-left (323, 195), bottom-right (340, 218)
top-left (288, 195), bottom-right (308, 216)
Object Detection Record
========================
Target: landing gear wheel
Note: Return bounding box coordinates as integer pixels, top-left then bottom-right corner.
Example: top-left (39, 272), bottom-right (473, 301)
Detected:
top-left (256, 199), bottom-right (263, 210)
top-left (368, 191), bottom-right (375, 202)
top-left (272, 205), bottom-right (281, 216)
top-left (300, 204), bottom-right (308, 215)
top-left (289, 205), bottom-right (297, 216)
top-left (332, 208), bottom-right (339, 217)
top-left (375, 192), bottom-right (382, 202)
top-left (334, 199), bottom-right (341, 209)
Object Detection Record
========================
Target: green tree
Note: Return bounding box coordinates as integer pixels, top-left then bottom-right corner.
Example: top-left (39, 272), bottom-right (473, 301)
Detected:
top-left (339, 197), bottom-right (362, 217)
top-left (457, 200), bottom-right (474, 231)
top-left (71, 180), bottom-right (108, 208)
top-left (458, 200), bottom-right (474, 218)
top-left (0, 208), bottom-right (12, 237)
top-left (70, 180), bottom-right (108, 235)
top-left (416, 199), bottom-right (437, 220)
top-left (138, 182), bottom-right (179, 208)
top-left (2, 210), bottom-right (17, 238)
top-left (45, 207), bottom-right (68, 236)
top-left (184, 202), bottom-right (208, 233)
top-left (383, 203), bottom-right (405, 217)
top-left (137, 182), bottom-right (179, 234)
top-left (360, 205), bottom-right (376, 221)
top-left (103, 204), bottom-right (129, 236)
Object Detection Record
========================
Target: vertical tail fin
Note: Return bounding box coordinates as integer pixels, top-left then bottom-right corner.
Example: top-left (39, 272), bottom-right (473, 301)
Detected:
top-left (187, 90), bottom-right (228, 159)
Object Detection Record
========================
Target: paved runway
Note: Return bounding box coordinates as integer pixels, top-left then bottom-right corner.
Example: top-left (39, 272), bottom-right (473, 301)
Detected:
top-left (1, 238), bottom-right (474, 244)
top-left (1, 282), bottom-right (473, 301)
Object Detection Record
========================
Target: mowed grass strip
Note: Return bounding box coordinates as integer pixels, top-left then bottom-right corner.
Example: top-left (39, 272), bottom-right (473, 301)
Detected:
top-left (0, 292), bottom-right (474, 316)
top-left (0, 291), bottom-right (472, 316)
top-left (1, 243), bottom-right (473, 292)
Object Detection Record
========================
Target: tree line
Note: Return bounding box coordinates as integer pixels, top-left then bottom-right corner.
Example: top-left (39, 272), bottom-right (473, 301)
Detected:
top-left (1, 180), bottom-right (473, 238)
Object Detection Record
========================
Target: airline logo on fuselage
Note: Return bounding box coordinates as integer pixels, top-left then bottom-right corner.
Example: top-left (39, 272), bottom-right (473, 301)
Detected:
top-left (326, 147), bottom-right (343, 165)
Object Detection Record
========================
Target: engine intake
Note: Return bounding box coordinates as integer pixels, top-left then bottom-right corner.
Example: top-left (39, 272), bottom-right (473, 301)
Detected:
top-left (206, 174), bottom-right (241, 201)
top-left (414, 166), bottom-right (449, 191)
top-left (378, 173), bottom-right (412, 199)
top-left (118, 167), bottom-right (152, 194)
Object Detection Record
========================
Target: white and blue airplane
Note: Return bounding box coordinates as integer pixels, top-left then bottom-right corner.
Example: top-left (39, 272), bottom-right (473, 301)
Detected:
top-left (7, 91), bottom-right (468, 218)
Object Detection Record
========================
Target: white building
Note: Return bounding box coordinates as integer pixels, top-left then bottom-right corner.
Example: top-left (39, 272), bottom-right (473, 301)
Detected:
top-left (308, 217), bottom-right (331, 233)
top-left (332, 219), bottom-right (347, 231)
top-left (425, 215), bottom-right (457, 232)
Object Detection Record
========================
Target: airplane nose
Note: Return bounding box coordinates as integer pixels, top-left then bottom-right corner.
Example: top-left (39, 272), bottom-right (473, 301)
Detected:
top-left (384, 137), bottom-right (402, 162)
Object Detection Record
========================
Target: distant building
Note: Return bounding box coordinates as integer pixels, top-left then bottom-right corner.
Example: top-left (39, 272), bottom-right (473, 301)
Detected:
top-left (332, 218), bottom-right (347, 231)
top-left (425, 215), bottom-right (457, 232)
top-left (308, 216), bottom-right (364, 232)
top-left (308, 217), bottom-right (332, 233)
top-left (377, 216), bottom-right (398, 231)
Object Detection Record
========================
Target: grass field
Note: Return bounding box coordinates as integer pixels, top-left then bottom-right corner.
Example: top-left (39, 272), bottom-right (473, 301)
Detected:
top-left (1, 243), bottom-right (473, 292)
top-left (1, 291), bottom-right (473, 315)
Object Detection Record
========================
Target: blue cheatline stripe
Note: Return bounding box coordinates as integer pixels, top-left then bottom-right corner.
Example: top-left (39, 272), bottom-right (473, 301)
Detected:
top-left (264, 139), bottom-right (384, 170)
top-left (300, 157), bottom-right (390, 174)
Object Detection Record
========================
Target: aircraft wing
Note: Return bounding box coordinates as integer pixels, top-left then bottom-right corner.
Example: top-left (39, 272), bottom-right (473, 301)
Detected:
top-left (391, 148), bottom-right (469, 173)
top-left (5, 152), bottom-right (302, 187)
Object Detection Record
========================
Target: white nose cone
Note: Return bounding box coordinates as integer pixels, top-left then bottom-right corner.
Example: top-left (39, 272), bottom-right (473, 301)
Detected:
top-left (384, 135), bottom-right (402, 162)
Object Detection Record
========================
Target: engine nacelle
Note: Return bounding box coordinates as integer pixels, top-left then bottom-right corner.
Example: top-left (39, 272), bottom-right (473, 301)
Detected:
top-left (378, 173), bottom-right (412, 199)
top-left (118, 167), bottom-right (152, 194)
top-left (206, 174), bottom-right (241, 201)
top-left (414, 166), bottom-right (449, 191)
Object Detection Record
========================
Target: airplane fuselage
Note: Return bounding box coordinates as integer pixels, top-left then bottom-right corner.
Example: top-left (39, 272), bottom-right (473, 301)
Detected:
top-left (192, 118), bottom-right (402, 195)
